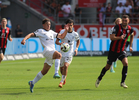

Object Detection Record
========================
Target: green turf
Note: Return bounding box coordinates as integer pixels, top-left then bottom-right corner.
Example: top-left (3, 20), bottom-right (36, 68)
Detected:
top-left (0, 56), bottom-right (139, 100)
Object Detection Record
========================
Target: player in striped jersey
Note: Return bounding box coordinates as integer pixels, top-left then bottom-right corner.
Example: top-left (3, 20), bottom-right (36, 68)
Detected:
top-left (0, 18), bottom-right (13, 64)
top-left (95, 15), bottom-right (134, 88)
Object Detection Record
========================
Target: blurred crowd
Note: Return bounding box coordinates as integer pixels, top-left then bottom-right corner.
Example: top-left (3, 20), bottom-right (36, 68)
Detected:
top-left (44, 0), bottom-right (81, 23)
top-left (97, 0), bottom-right (139, 24)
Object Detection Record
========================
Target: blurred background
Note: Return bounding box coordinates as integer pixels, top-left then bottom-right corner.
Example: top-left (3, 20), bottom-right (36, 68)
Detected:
top-left (1, 0), bottom-right (139, 56)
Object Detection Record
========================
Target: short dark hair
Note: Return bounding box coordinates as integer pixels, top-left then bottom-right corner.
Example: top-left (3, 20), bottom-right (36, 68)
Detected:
top-left (42, 18), bottom-right (50, 24)
top-left (122, 15), bottom-right (129, 19)
top-left (65, 19), bottom-right (74, 24)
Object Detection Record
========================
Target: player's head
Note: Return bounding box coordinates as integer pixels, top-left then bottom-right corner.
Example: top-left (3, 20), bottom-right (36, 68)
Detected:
top-left (122, 15), bottom-right (129, 27)
top-left (114, 18), bottom-right (122, 25)
top-left (65, 19), bottom-right (74, 31)
top-left (1, 18), bottom-right (7, 28)
top-left (42, 18), bottom-right (51, 30)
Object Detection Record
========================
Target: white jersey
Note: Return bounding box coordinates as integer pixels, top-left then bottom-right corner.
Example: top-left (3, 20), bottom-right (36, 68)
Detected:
top-left (34, 28), bottom-right (58, 51)
top-left (59, 29), bottom-right (80, 57)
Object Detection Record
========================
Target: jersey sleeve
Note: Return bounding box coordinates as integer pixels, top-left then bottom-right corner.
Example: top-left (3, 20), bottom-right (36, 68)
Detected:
top-left (8, 29), bottom-right (11, 39)
top-left (112, 25), bottom-right (119, 35)
top-left (34, 29), bottom-right (41, 37)
top-left (51, 30), bottom-right (58, 38)
top-left (75, 32), bottom-right (80, 41)
top-left (130, 27), bottom-right (134, 35)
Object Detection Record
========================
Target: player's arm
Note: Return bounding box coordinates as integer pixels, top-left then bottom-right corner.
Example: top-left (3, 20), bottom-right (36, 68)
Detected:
top-left (74, 39), bottom-right (80, 56)
top-left (129, 32), bottom-right (134, 52)
top-left (55, 38), bottom-right (64, 45)
top-left (57, 25), bottom-right (69, 39)
top-left (21, 33), bottom-right (35, 45)
top-left (110, 25), bottom-right (125, 41)
top-left (8, 30), bottom-right (13, 41)
top-left (8, 35), bottom-right (13, 42)
top-left (110, 34), bottom-right (125, 40)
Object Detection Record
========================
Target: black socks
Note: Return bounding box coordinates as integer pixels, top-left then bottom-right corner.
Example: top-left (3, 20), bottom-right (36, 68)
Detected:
top-left (121, 66), bottom-right (128, 83)
top-left (98, 67), bottom-right (107, 80)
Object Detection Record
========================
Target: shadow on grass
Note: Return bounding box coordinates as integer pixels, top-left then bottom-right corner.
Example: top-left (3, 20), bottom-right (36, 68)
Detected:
top-left (0, 92), bottom-right (26, 95)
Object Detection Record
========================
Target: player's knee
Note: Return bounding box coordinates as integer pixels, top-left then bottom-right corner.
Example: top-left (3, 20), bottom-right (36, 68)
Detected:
top-left (105, 64), bottom-right (111, 70)
top-left (56, 53), bottom-right (62, 59)
top-left (123, 62), bottom-right (128, 66)
top-left (0, 56), bottom-right (4, 62)
top-left (64, 64), bottom-right (68, 69)
top-left (58, 53), bottom-right (62, 59)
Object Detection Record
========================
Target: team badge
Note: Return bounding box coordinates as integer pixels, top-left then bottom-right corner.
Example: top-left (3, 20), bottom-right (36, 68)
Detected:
top-left (127, 30), bottom-right (129, 33)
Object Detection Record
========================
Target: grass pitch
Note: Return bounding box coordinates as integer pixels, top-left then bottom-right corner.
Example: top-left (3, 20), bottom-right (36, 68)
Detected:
top-left (0, 56), bottom-right (139, 100)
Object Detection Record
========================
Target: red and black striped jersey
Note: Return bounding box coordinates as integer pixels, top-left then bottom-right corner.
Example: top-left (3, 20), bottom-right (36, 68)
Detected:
top-left (0, 27), bottom-right (11, 48)
top-left (110, 24), bottom-right (134, 53)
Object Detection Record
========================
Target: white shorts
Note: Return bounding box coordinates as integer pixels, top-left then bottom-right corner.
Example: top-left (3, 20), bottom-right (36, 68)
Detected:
top-left (60, 56), bottom-right (73, 67)
top-left (43, 50), bottom-right (56, 66)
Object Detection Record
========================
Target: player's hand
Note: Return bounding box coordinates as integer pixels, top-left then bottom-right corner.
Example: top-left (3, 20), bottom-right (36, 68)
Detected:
top-left (74, 48), bottom-right (78, 56)
top-left (120, 35), bottom-right (125, 39)
top-left (60, 42), bottom-right (64, 46)
top-left (64, 25), bottom-right (69, 31)
top-left (21, 39), bottom-right (26, 45)
top-left (9, 38), bottom-right (13, 42)
top-left (129, 47), bottom-right (133, 52)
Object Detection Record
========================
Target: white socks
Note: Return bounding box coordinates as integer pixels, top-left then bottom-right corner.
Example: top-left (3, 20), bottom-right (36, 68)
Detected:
top-left (110, 62), bottom-right (114, 70)
top-left (32, 71), bottom-right (43, 85)
top-left (60, 75), bottom-right (66, 83)
top-left (55, 59), bottom-right (60, 74)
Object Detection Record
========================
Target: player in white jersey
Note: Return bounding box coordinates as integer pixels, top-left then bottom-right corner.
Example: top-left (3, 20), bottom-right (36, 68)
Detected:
top-left (21, 18), bottom-right (69, 93)
top-left (56, 19), bottom-right (80, 88)
top-left (110, 17), bottom-right (122, 73)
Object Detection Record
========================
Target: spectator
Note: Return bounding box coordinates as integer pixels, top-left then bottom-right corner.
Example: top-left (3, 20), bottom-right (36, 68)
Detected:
top-left (61, 0), bottom-right (73, 18)
top-left (132, 6), bottom-right (139, 23)
top-left (50, 0), bottom-right (57, 9)
top-left (115, 2), bottom-right (124, 17)
top-left (74, 4), bottom-right (82, 23)
top-left (15, 24), bottom-right (23, 37)
top-left (106, 2), bottom-right (112, 23)
top-left (58, 0), bottom-right (65, 6)
top-left (44, 0), bottom-right (51, 9)
top-left (100, 3), bottom-right (106, 25)
top-left (123, 1), bottom-right (132, 17)
top-left (134, 0), bottom-right (139, 6)
top-left (47, 8), bottom-right (53, 16)
top-left (97, 4), bottom-right (102, 22)
top-left (117, 0), bottom-right (127, 6)
top-left (127, 0), bottom-right (134, 7)
top-left (56, 4), bottom-right (63, 18)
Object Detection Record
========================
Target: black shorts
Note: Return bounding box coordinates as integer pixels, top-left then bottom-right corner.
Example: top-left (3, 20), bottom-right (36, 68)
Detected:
top-left (107, 51), bottom-right (127, 65)
top-left (0, 48), bottom-right (6, 55)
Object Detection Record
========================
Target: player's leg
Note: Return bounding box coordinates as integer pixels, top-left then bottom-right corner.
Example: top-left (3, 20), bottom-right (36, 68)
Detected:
top-left (60, 67), bottom-right (64, 75)
top-left (28, 62), bottom-right (51, 93)
top-left (59, 57), bottom-right (72, 88)
top-left (53, 51), bottom-right (62, 78)
top-left (121, 57), bottom-right (128, 88)
top-left (59, 62), bottom-right (70, 88)
top-left (0, 48), bottom-right (5, 63)
top-left (95, 63), bottom-right (111, 88)
top-left (119, 51), bottom-right (128, 88)
top-left (0, 53), bottom-right (4, 63)
top-left (95, 51), bottom-right (117, 88)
